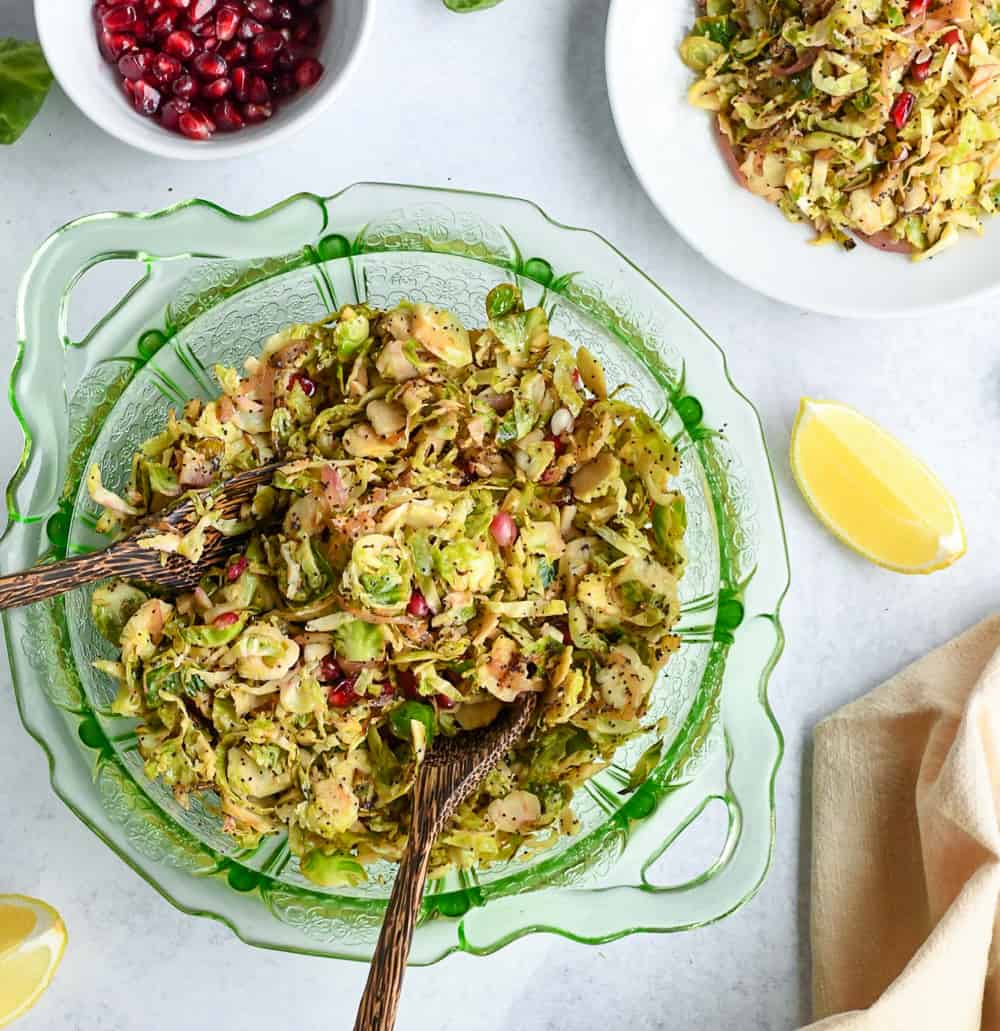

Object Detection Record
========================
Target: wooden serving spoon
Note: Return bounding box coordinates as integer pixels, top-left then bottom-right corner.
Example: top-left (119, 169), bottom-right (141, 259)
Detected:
top-left (0, 462), bottom-right (282, 610)
top-left (354, 692), bottom-right (539, 1031)
top-left (4, 457), bottom-right (537, 1030)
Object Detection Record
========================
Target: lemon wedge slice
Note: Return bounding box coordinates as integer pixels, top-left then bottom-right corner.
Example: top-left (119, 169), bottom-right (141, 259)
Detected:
top-left (790, 398), bottom-right (965, 574)
top-left (0, 896), bottom-right (66, 1028)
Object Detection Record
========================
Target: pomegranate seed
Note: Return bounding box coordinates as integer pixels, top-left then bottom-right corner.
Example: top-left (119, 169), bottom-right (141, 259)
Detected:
top-left (238, 16), bottom-right (265, 38)
top-left (241, 100), bottom-right (272, 122)
top-left (220, 39), bottom-right (247, 63)
top-left (276, 40), bottom-right (305, 68)
top-left (160, 97), bottom-right (189, 130)
top-left (293, 56), bottom-right (322, 89)
top-left (288, 371), bottom-right (316, 396)
top-left (215, 5), bottom-right (241, 40)
top-left (164, 0), bottom-right (192, 7)
top-left (436, 694), bottom-right (456, 710)
top-left (102, 4), bottom-right (137, 31)
top-left (270, 72), bottom-right (297, 96)
top-left (118, 49), bottom-right (151, 79)
top-left (490, 511), bottom-right (518, 548)
top-left (144, 0), bottom-right (165, 14)
top-left (99, 30), bottom-right (138, 61)
top-left (232, 65), bottom-right (251, 100)
top-left (192, 51), bottom-right (227, 77)
top-left (213, 610), bottom-right (238, 627)
top-left (151, 52), bottom-right (183, 82)
top-left (319, 655), bottom-right (342, 683)
top-left (163, 28), bottom-right (196, 56)
top-left (273, 3), bottom-right (294, 24)
top-left (191, 0), bottom-right (218, 18)
top-left (213, 98), bottom-right (245, 129)
top-left (908, 0), bottom-right (928, 14)
top-left (172, 73), bottom-right (197, 97)
top-left (150, 9), bottom-right (177, 35)
top-left (941, 28), bottom-right (965, 51)
top-left (226, 555), bottom-right (249, 581)
top-left (250, 28), bottom-right (284, 63)
top-left (890, 90), bottom-right (916, 129)
top-left (178, 107), bottom-right (215, 138)
top-left (248, 73), bottom-right (270, 102)
top-left (202, 75), bottom-right (232, 98)
top-left (544, 432), bottom-right (567, 457)
top-left (133, 17), bottom-right (153, 42)
top-left (912, 54), bottom-right (932, 81)
top-left (397, 669), bottom-right (419, 699)
top-left (133, 79), bottom-right (161, 113)
top-left (407, 591), bottom-right (430, 618)
top-left (188, 17), bottom-right (215, 40)
top-left (246, 0), bottom-right (275, 20)
top-left (328, 684), bottom-right (359, 708)
top-left (291, 15), bottom-right (318, 45)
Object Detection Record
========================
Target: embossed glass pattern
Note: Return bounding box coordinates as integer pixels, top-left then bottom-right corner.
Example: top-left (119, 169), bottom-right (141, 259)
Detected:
top-left (2, 184), bottom-right (788, 961)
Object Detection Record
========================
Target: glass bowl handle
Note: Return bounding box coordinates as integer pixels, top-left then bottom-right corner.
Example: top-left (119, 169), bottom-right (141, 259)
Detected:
top-left (10, 196), bottom-right (327, 526)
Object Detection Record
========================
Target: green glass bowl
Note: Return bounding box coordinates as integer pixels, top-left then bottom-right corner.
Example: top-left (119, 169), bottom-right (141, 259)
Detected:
top-left (2, 183), bottom-right (788, 961)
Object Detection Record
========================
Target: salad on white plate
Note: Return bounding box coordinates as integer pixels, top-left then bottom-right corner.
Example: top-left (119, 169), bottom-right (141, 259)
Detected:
top-left (606, 0), bottom-right (1000, 316)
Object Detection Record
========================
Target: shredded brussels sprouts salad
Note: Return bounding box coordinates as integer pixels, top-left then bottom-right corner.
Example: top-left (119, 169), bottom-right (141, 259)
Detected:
top-left (88, 286), bottom-right (686, 885)
top-left (681, 0), bottom-right (1000, 258)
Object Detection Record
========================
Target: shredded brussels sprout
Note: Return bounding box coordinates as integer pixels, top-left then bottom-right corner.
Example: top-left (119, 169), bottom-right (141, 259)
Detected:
top-left (89, 288), bottom-right (686, 881)
top-left (682, 0), bottom-right (1000, 257)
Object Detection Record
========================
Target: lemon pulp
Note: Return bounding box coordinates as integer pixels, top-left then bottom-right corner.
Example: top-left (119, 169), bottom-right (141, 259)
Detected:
top-left (0, 896), bottom-right (66, 1028)
top-left (790, 398), bottom-right (965, 574)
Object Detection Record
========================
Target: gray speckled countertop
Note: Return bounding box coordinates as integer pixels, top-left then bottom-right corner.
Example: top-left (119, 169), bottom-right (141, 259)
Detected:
top-left (2, 2), bottom-right (998, 1028)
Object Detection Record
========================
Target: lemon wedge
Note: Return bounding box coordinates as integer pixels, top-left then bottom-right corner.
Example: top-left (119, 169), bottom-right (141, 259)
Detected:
top-left (790, 398), bottom-right (965, 574)
top-left (0, 896), bottom-right (66, 1028)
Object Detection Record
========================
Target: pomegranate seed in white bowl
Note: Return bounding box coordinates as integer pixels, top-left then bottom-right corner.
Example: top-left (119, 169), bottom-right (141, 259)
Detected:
top-left (34, 0), bottom-right (375, 160)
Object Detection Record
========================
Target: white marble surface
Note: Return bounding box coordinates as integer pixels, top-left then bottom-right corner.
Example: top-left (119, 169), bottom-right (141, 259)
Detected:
top-left (2, 1), bottom-right (999, 1028)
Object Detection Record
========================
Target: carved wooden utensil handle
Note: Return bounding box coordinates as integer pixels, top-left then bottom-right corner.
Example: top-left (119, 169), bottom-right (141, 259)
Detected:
top-left (0, 463), bottom-right (284, 611)
top-left (0, 545), bottom-right (143, 610)
top-left (352, 770), bottom-right (446, 1031)
top-left (353, 694), bottom-right (537, 1031)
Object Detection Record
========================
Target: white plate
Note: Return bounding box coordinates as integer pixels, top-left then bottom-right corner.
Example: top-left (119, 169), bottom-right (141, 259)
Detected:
top-left (606, 0), bottom-right (1000, 318)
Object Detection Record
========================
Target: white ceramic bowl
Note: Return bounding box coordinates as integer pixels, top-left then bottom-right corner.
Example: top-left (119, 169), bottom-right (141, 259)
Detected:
top-left (606, 0), bottom-right (1000, 318)
top-left (35, 0), bottom-right (375, 161)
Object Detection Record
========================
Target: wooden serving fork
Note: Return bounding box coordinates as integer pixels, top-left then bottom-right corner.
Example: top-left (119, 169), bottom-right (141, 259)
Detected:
top-left (0, 462), bottom-right (281, 610)
top-left (354, 692), bottom-right (539, 1031)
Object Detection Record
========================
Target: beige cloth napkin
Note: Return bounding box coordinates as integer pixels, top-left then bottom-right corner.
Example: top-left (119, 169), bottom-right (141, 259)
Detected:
top-left (804, 614), bottom-right (1000, 1031)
